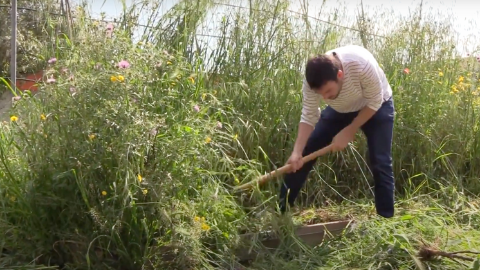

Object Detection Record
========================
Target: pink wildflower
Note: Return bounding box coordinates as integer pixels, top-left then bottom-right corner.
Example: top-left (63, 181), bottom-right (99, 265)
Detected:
top-left (118, 60), bottom-right (130, 69)
top-left (48, 57), bottom-right (57, 64)
top-left (193, 105), bottom-right (200, 112)
top-left (106, 23), bottom-right (114, 38)
top-left (46, 76), bottom-right (56, 84)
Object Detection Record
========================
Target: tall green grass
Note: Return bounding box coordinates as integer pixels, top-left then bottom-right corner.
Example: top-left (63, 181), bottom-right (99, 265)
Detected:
top-left (0, 0), bottom-right (480, 269)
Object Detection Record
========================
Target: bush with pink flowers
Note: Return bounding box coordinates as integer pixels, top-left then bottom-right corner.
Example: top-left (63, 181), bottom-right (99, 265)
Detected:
top-left (0, 13), bottom-right (267, 270)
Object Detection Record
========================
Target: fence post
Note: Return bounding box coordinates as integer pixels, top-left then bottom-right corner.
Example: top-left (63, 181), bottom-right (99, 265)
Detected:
top-left (10, 0), bottom-right (17, 93)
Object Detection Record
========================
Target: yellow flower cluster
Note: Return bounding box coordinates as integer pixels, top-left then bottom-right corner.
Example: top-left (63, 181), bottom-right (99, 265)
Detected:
top-left (110, 75), bottom-right (125, 83)
top-left (137, 174), bottom-right (148, 195)
top-left (194, 216), bottom-right (210, 231)
top-left (450, 75), bottom-right (470, 95)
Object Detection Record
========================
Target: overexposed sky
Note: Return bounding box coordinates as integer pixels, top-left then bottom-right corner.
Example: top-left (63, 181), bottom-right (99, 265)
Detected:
top-left (76, 0), bottom-right (479, 56)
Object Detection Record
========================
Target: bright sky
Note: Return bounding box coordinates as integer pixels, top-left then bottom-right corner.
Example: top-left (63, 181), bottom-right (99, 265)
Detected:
top-left (77, 0), bottom-right (479, 56)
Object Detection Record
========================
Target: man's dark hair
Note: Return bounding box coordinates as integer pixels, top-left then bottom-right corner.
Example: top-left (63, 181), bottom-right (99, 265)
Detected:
top-left (305, 52), bottom-right (341, 89)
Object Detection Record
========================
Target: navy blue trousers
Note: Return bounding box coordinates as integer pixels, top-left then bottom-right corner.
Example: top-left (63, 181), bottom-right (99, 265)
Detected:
top-left (279, 98), bottom-right (395, 218)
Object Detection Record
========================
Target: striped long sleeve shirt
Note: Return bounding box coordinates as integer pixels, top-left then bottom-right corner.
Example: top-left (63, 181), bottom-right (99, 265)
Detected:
top-left (300, 45), bottom-right (393, 127)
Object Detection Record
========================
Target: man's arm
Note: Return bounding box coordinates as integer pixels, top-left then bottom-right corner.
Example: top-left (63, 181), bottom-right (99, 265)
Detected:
top-left (349, 106), bottom-right (376, 130)
top-left (293, 122), bottom-right (314, 154)
top-left (294, 79), bottom-right (321, 154)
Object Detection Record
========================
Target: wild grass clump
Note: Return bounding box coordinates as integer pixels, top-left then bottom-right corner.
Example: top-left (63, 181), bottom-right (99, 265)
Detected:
top-left (0, 20), bottom-right (270, 269)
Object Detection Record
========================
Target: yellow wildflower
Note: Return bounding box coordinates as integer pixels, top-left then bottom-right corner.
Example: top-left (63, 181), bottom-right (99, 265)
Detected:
top-left (458, 76), bottom-right (464, 83)
top-left (167, 61), bottom-right (172, 65)
top-left (142, 189), bottom-right (148, 195)
top-left (438, 71), bottom-right (443, 77)
top-left (89, 134), bottom-right (95, 140)
top-left (110, 75), bottom-right (117, 82)
top-left (201, 223), bottom-right (211, 231)
top-left (233, 134), bottom-right (238, 140)
top-left (205, 136), bottom-right (212, 143)
top-left (188, 77), bottom-right (195, 84)
top-left (10, 115), bottom-right (18, 122)
top-left (101, 191), bottom-right (107, 196)
top-left (194, 216), bottom-right (206, 223)
top-left (40, 114), bottom-right (46, 121)
top-left (117, 75), bottom-right (125, 82)
top-left (449, 84), bottom-right (459, 94)
top-left (137, 174), bottom-right (142, 182)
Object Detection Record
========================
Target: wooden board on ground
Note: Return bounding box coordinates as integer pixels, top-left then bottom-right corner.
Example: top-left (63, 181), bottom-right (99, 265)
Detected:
top-left (235, 220), bottom-right (354, 262)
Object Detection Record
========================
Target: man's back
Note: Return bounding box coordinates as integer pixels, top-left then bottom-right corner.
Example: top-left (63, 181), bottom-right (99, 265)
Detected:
top-left (300, 45), bottom-right (392, 127)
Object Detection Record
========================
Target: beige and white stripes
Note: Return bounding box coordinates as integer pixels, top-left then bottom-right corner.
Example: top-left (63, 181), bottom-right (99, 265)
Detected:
top-left (300, 45), bottom-right (393, 127)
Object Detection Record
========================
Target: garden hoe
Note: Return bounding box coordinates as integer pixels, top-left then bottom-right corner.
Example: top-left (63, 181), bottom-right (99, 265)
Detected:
top-left (233, 144), bottom-right (333, 191)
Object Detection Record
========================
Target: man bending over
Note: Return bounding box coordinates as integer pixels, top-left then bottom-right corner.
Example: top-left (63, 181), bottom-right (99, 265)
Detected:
top-left (278, 45), bottom-right (395, 218)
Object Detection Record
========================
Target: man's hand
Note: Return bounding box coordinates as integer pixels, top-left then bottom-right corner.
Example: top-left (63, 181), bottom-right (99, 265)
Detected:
top-left (332, 125), bottom-right (357, 152)
top-left (331, 105), bottom-right (377, 152)
top-left (286, 151), bottom-right (304, 173)
top-left (285, 122), bottom-right (314, 173)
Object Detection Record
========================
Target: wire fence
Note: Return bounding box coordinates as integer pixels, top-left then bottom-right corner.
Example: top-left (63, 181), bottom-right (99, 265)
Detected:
top-left (211, 2), bottom-right (386, 39)
top-left (0, 4), bottom-right (62, 15)
top-left (1, 0), bottom-right (386, 82)
top-left (0, 1), bottom-right (386, 40)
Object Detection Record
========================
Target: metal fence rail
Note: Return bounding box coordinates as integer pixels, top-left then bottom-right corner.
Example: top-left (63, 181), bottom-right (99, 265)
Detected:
top-left (10, 0), bottom-right (17, 91)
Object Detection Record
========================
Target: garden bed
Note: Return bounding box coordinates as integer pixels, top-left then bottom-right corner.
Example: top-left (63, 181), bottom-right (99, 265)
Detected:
top-left (235, 219), bottom-right (355, 262)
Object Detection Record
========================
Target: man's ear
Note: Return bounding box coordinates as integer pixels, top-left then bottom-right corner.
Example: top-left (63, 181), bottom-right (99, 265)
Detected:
top-left (337, 69), bottom-right (344, 80)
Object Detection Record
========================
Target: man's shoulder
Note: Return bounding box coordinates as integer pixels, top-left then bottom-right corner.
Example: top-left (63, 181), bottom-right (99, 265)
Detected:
top-left (328, 45), bottom-right (375, 63)
top-left (329, 45), bottom-right (379, 75)
top-left (326, 44), bottom-right (372, 56)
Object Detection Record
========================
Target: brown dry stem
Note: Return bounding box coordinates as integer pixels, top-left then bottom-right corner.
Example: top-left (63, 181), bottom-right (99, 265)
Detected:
top-left (418, 242), bottom-right (480, 265)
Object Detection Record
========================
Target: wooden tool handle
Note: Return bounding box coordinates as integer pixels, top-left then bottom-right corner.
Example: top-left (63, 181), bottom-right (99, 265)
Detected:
top-left (234, 144), bottom-right (333, 191)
